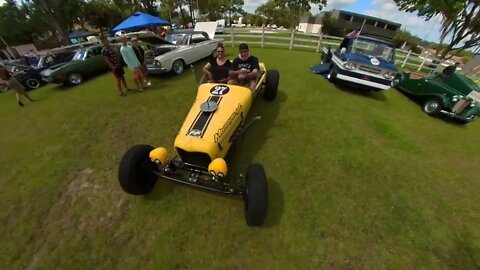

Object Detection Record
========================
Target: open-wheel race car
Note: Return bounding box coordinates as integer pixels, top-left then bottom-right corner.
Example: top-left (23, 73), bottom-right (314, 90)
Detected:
top-left (118, 62), bottom-right (280, 226)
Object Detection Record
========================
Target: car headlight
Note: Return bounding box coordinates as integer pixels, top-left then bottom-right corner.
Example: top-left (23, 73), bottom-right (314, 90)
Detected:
top-left (470, 101), bottom-right (476, 107)
top-left (343, 62), bottom-right (356, 70)
top-left (452, 95), bottom-right (463, 102)
top-left (154, 59), bottom-right (162, 66)
top-left (383, 72), bottom-right (397, 80)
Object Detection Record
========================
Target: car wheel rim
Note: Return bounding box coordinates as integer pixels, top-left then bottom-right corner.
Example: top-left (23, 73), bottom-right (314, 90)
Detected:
top-left (425, 102), bottom-right (439, 113)
top-left (27, 79), bottom-right (40, 88)
top-left (173, 61), bottom-right (183, 74)
top-left (69, 74), bottom-right (81, 84)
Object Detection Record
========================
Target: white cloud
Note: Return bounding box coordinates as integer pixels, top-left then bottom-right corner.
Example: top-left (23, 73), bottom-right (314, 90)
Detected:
top-left (364, 0), bottom-right (442, 42)
top-left (243, 0), bottom-right (268, 13)
top-left (324, 0), bottom-right (357, 10)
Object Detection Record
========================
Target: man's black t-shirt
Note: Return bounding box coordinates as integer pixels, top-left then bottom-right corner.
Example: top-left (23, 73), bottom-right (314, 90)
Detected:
top-left (208, 57), bottom-right (231, 81)
top-left (231, 55), bottom-right (260, 72)
top-left (132, 46), bottom-right (145, 64)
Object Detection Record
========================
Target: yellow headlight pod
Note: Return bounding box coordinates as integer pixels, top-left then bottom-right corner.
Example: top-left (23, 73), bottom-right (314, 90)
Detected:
top-left (208, 158), bottom-right (228, 178)
top-left (149, 147), bottom-right (168, 166)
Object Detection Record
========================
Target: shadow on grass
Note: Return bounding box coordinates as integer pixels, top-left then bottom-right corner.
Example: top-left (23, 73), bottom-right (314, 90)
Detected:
top-left (333, 81), bottom-right (388, 102)
top-left (226, 90), bottom-right (287, 227)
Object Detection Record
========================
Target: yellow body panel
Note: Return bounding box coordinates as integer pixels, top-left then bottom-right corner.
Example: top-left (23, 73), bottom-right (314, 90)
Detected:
top-left (174, 83), bottom-right (254, 161)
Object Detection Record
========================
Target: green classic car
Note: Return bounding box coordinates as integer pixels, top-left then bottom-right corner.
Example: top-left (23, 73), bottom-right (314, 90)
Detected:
top-left (393, 72), bottom-right (480, 124)
top-left (42, 44), bottom-right (109, 85)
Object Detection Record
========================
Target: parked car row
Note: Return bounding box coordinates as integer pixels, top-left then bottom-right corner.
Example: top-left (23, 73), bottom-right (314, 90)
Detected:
top-left (318, 35), bottom-right (480, 124)
top-left (6, 29), bottom-right (220, 89)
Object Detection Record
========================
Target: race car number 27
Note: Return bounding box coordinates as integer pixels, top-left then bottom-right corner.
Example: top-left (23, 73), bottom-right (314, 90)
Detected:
top-left (210, 85), bottom-right (230, 95)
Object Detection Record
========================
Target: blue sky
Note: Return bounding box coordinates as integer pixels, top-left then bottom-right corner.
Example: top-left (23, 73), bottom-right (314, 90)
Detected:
top-left (244, 0), bottom-right (444, 42)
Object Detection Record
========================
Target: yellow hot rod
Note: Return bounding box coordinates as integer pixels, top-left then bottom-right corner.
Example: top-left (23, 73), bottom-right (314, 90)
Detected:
top-left (118, 63), bottom-right (280, 226)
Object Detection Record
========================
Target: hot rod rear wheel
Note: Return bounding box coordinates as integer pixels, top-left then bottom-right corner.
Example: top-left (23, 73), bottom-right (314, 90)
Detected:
top-left (119, 144), bottom-right (158, 195)
top-left (244, 163), bottom-right (268, 226)
top-left (263, 69), bottom-right (279, 101)
top-left (422, 98), bottom-right (443, 116)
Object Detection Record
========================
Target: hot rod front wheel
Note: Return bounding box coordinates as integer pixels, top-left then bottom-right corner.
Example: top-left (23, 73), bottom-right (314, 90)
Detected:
top-left (119, 144), bottom-right (158, 195)
top-left (244, 164), bottom-right (268, 226)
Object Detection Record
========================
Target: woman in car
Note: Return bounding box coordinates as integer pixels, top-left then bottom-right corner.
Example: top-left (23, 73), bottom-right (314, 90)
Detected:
top-left (202, 43), bottom-right (231, 83)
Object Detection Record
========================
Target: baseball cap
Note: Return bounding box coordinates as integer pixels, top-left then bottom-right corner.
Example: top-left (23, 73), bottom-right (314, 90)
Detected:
top-left (239, 43), bottom-right (249, 51)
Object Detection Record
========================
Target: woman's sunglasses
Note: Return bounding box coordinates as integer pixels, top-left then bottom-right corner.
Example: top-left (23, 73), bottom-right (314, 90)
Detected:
top-left (217, 50), bottom-right (224, 53)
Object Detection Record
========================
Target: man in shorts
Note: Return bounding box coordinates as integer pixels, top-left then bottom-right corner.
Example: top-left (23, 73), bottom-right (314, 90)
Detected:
top-left (100, 36), bottom-right (128, 96)
top-left (228, 43), bottom-right (259, 91)
top-left (131, 37), bottom-right (151, 87)
top-left (119, 35), bottom-right (147, 92)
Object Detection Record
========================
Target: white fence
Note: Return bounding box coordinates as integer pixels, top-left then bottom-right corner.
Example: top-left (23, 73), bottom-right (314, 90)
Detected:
top-left (217, 28), bottom-right (447, 74)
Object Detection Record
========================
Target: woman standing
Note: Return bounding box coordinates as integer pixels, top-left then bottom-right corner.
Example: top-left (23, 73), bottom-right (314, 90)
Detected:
top-left (0, 67), bottom-right (34, 107)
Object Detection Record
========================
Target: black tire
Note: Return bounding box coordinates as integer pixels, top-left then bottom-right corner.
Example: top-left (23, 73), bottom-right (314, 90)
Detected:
top-left (25, 78), bottom-right (41, 89)
top-left (118, 144), bottom-right (158, 195)
top-left (327, 66), bottom-right (337, 82)
top-left (172, 59), bottom-right (185, 75)
top-left (422, 98), bottom-right (443, 116)
top-left (263, 69), bottom-right (279, 101)
top-left (244, 163), bottom-right (268, 226)
top-left (68, 73), bottom-right (83, 85)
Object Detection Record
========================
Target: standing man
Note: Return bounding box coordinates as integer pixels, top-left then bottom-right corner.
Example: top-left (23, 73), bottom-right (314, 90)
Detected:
top-left (100, 36), bottom-right (128, 96)
top-left (0, 67), bottom-right (34, 107)
top-left (228, 43), bottom-right (259, 91)
top-left (119, 35), bottom-right (147, 92)
top-left (131, 37), bottom-right (151, 87)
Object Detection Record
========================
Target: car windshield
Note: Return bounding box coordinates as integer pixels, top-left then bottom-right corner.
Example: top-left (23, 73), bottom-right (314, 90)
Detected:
top-left (72, 50), bottom-right (87, 61)
top-left (36, 56), bottom-right (46, 68)
top-left (351, 39), bottom-right (395, 62)
top-left (165, 33), bottom-right (187, 45)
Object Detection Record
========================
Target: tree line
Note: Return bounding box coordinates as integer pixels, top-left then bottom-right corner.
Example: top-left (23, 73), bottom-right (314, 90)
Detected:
top-left (0, 0), bottom-right (478, 60)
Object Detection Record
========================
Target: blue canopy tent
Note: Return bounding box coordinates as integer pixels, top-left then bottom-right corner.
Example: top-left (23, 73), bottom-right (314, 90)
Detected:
top-left (112, 12), bottom-right (171, 33)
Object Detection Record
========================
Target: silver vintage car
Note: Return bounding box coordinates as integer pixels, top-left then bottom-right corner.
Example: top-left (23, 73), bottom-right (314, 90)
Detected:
top-left (146, 30), bottom-right (219, 75)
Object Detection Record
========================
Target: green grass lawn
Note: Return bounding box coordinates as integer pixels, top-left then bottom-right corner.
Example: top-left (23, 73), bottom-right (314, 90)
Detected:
top-left (1, 48), bottom-right (480, 269)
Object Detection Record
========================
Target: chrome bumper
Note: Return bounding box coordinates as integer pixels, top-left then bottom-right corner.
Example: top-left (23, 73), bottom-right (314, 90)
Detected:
top-left (440, 110), bottom-right (476, 121)
top-left (146, 65), bottom-right (167, 74)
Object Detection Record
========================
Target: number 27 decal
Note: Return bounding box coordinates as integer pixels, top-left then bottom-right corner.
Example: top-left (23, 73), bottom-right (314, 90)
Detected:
top-left (210, 85), bottom-right (230, 95)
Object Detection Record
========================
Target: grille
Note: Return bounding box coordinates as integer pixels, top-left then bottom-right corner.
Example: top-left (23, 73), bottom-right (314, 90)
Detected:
top-left (176, 148), bottom-right (212, 169)
top-left (359, 65), bottom-right (382, 74)
top-left (144, 55), bottom-right (155, 65)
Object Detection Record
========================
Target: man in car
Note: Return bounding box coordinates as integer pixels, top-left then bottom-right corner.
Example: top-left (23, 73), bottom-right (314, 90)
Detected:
top-left (228, 43), bottom-right (259, 91)
top-left (442, 62), bottom-right (461, 78)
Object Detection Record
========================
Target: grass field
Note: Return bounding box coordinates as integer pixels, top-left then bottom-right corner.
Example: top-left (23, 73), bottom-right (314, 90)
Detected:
top-left (1, 48), bottom-right (480, 269)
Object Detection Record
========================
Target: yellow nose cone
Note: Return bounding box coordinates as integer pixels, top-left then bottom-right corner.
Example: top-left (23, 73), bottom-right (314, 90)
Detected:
top-left (149, 147), bottom-right (168, 166)
top-left (208, 158), bottom-right (228, 178)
